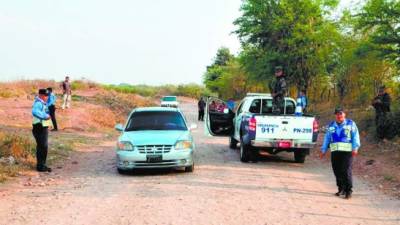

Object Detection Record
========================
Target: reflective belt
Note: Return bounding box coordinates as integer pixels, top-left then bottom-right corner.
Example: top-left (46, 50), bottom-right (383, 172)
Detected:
top-left (330, 142), bottom-right (352, 152)
top-left (32, 117), bottom-right (41, 125)
top-left (42, 120), bottom-right (52, 127)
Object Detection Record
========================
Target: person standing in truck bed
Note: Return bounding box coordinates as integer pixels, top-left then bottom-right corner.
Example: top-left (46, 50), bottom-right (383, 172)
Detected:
top-left (271, 66), bottom-right (287, 114)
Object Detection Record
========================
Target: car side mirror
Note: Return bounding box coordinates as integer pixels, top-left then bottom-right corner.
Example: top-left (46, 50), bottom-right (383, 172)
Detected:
top-left (189, 123), bottom-right (198, 130)
top-left (115, 124), bottom-right (124, 132)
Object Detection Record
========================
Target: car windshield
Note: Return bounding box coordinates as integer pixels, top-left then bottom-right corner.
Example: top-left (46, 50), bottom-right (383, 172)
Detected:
top-left (125, 111), bottom-right (187, 131)
top-left (162, 96), bottom-right (177, 102)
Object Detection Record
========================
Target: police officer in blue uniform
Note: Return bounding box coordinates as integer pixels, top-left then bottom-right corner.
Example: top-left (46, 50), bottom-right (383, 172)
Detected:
top-left (32, 89), bottom-right (52, 172)
top-left (46, 87), bottom-right (58, 131)
top-left (320, 107), bottom-right (361, 199)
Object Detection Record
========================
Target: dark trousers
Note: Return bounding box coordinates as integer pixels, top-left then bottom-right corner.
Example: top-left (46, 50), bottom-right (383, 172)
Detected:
top-left (331, 151), bottom-right (353, 193)
top-left (48, 105), bottom-right (58, 130)
top-left (198, 110), bottom-right (204, 121)
top-left (32, 124), bottom-right (49, 169)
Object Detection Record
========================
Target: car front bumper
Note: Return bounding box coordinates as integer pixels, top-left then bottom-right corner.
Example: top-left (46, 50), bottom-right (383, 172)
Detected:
top-left (116, 149), bottom-right (193, 170)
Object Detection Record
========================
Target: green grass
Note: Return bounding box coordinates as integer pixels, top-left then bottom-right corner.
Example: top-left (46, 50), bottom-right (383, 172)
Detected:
top-left (384, 174), bottom-right (394, 182)
top-left (102, 83), bottom-right (213, 99)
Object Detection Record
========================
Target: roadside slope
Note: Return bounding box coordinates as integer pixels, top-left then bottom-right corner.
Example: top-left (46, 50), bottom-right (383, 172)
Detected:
top-left (0, 99), bottom-right (399, 225)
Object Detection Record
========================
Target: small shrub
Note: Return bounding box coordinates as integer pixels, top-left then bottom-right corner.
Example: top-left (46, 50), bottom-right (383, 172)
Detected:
top-left (0, 132), bottom-right (36, 164)
top-left (355, 92), bottom-right (370, 106)
top-left (71, 80), bottom-right (89, 90)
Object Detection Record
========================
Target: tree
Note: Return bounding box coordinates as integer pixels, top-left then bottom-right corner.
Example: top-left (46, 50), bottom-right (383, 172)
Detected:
top-left (204, 47), bottom-right (234, 93)
top-left (234, 0), bottom-right (340, 92)
top-left (356, 0), bottom-right (400, 68)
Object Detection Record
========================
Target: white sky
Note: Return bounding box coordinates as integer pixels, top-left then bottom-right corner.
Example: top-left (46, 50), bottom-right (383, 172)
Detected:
top-left (0, 0), bottom-right (356, 85)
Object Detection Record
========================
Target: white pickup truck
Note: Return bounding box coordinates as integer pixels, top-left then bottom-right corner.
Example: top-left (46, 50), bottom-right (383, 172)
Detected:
top-left (205, 93), bottom-right (319, 163)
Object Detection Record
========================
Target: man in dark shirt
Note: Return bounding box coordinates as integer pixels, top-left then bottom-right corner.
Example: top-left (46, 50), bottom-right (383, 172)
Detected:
top-left (372, 85), bottom-right (391, 139)
top-left (61, 76), bottom-right (72, 109)
top-left (272, 66), bottom-right (288, 114)
top-left (198, 97), bottom-right (206, 121)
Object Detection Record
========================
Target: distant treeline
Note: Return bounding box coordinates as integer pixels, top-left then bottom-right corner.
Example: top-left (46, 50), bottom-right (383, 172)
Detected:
top-left (102, 83), bottom-right (213, 99)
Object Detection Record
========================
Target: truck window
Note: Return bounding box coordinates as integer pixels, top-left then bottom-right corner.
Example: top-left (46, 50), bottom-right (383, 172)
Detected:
top-left (249, 99), bottom-right (261, 113)
top-left (261, 99), bottom-right (273, 114)
top-left (256, 98), bottom-right (296, 114)
top-left (283, 100), bottom-right (295, 114)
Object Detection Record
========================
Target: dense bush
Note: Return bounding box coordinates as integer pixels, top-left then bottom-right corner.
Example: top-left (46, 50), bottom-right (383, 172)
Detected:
top-left (0, 132), bottom-right (35, 164)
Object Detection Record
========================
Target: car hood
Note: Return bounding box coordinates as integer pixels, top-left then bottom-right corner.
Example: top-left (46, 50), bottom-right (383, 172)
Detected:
top-left (120, 130), bottom-right (191, 146)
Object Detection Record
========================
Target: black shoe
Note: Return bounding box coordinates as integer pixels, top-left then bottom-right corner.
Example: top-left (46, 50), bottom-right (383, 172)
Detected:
top-left (36, 167), bottom-right (47, 172)
top-left (345, 192), bottom-right (352, 199)
top-left (335, 190), bottom-right (345, 196)
top-left (51, 129), bottom-right (58, 131)
top-left (43, 166), bottom-right (52, 172)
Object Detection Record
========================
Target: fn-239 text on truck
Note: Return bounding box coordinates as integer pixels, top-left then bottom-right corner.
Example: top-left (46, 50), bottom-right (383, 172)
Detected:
top-left (205, 93), bottom-right (319, 163)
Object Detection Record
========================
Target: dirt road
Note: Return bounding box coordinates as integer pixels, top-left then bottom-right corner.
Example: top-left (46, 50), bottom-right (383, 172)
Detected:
top-left (0, 99), bottom-right (399, 225)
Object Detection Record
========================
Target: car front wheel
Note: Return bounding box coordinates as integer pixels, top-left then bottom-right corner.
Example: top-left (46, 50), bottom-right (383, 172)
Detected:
top-left (185, 163), bottom-right (194, 172)
top-left (118, 168), bottom-right (128, 174)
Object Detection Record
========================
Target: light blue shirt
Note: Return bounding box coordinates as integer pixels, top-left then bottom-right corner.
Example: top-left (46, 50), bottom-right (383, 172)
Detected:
top-left (321, 119), bottom-right (361, 153)
top-left (296, 95), bottom-right (307, 108)
top-left (32, 97), bottom-right (49, 120)
top-left (47, 93), bottom-right (57, 106)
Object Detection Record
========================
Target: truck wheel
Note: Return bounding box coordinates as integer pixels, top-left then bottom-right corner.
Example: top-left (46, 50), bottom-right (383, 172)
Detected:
top-left (294, 151), bottom-right (306, 163)
top-left (229, 136), bottom-right (238, 149)
top-left (240, 137), bottom-right (251, 162)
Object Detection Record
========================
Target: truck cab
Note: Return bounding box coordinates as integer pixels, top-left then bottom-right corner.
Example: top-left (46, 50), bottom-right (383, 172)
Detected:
top-left (205, 93), bottom-right (319, 163)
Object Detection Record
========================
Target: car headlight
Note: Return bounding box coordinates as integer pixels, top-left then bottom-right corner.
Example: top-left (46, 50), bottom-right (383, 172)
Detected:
top-left (175, 140), bottom-right (192, 150)
top-left (117, 141), bottom-right (134, 151)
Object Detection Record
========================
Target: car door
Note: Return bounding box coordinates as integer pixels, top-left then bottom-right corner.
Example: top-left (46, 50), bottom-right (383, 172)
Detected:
top-left (205, 97), bottom-right (235, 136)
top-left (234, 101), bottom-right (245, 140)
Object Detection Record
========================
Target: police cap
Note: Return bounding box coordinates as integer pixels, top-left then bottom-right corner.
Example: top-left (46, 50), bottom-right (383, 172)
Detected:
top-left (38, 89), bottom-right (49, 96)
top-left (334, 106), bottom-right (344, 114)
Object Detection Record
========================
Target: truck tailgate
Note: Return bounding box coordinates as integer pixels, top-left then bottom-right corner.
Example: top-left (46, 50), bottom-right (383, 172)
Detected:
top-left (255, 116), bottom-right (314, 141)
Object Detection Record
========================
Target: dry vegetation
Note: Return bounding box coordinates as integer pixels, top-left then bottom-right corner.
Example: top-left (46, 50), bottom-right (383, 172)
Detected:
top-left (0, 79), bottom-right (156, 182)
top-left (0, 131), bottom-right (36, 182)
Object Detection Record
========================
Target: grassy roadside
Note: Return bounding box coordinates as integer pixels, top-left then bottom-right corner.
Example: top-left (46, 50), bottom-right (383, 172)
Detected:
top-left (0, 126), bottom-right (117, 183)
top-left (0, 79), bottom-right (158, 183)
top-left (310, 101), bottom-right (400, 198)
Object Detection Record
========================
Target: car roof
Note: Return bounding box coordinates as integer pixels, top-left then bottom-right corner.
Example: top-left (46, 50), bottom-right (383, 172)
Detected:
top-left (162, 96), bottom-right (177, 98)
top-left (133, 107), bottom-right (180, 113)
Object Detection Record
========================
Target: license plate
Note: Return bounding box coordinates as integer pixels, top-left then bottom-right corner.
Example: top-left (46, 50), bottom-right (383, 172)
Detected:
top-left (146, 155), bottom-right (162, 163)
